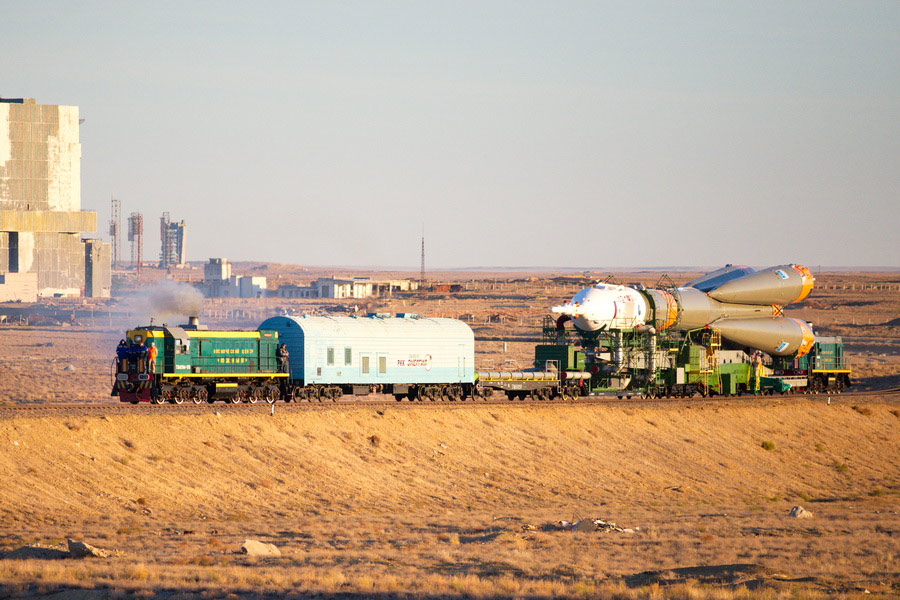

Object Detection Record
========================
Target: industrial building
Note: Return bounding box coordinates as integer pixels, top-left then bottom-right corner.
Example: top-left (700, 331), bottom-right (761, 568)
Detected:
top-left (0, 98), bottom-right (110, 300)
top-left (199, 257), bottom-right (267, 298)
top-left (276, 276), bottom-right (419, 299)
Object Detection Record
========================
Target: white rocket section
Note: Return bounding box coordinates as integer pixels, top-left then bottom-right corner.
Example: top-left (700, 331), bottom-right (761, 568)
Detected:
top-left (551, 284), bottom-right (649, 332)
top-left (551, 263), bottom-right (817, 357)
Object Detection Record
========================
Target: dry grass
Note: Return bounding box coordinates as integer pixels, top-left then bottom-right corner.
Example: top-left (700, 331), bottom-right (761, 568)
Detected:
top-left (0, 401), bottom-right (897, 597)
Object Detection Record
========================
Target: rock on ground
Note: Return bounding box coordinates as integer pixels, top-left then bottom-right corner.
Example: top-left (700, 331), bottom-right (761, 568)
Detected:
top-left (67, 539), bottom-right (113, 558)
top-left (788, 506), bottom-right (813, 519)
top-left (240, 539), bottom-right (281, 557)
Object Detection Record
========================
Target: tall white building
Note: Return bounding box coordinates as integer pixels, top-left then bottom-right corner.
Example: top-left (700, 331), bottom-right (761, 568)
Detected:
top-left (0, 98), bottom-right (110, 299)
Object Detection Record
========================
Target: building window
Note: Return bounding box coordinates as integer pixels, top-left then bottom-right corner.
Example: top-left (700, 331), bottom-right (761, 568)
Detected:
top-left (327, 347), bottom-right (334, 366)
top-left (344, 347), bottom-right (351, 366)
top-left (361, 356), bottom-right (370, 374)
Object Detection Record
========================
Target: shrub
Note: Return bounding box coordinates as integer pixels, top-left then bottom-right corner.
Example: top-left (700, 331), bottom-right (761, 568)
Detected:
top-left (832, 460), bottom-right (849, 473)
top-left (760, 441), bottom-right (775, 451)
top-left (852, 405), bottom-right (872, 416)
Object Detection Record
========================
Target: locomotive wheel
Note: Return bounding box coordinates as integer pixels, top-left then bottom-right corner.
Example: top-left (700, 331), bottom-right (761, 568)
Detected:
top-left (151, 395), bottom-right (165, 405)
top-left (265, 387), bottom-right (280, 404)
top-left (227, 391), bottom-right (242, 404)
top-left (248, 387), bottom-right (263, 404)
top-left (193, 387), bottom-right (208, 404)
top-left (171, 390), bottom-right (184, 405)
top-left (290, 387), bottom-right (303, 403)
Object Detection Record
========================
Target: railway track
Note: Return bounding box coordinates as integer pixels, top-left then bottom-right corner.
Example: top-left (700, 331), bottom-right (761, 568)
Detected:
top-left (2, 388), bottom-right (897, 417)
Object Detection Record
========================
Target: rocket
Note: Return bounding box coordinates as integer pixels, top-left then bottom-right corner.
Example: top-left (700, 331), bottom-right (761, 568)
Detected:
top-left (551, 264), bottom-right (816, 357)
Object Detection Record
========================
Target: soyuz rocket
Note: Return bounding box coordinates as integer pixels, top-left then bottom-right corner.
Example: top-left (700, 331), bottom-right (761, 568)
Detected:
top-left (551, 264), bottom-right (816, 357)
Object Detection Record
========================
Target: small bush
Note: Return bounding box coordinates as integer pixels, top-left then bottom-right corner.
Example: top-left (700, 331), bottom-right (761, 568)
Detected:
top-left (124, 564), bottom-right (150, 581)
top-left (135, 497), bottom-right (147, 506)
top-left (832, 460), bottom-right (849, 473)
top-left (852, 405), bottom-right (872, 416)
top-left (869, 487), bottom-right (886, 497)
top-left (368, 435), bottom-right (381, 447)
top-left (760, 441), bottom-right (775, 451)
top-left (116, 524), bottom-right (142, 535)
top-left (815, 443), bottom-right (825, 453)
top-left (797, 491), bottom-right (810, 501)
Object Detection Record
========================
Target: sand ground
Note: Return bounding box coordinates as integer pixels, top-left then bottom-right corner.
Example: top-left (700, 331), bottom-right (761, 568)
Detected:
top-left (0, 269), bottom-right (898, 598)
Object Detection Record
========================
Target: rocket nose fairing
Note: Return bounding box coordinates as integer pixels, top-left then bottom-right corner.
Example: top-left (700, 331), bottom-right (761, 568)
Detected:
top-left (551, 265), bottom-right (816, 357)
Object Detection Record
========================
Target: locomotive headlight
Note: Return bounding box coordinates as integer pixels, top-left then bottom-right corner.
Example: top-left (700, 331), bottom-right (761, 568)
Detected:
top-left (138, 374), bottom-right (150, 381)
top-left (116, 373), bottom-right (128, 381)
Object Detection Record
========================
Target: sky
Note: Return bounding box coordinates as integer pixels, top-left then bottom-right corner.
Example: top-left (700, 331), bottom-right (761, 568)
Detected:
top-left (3, 1), bottom-right (898, 269)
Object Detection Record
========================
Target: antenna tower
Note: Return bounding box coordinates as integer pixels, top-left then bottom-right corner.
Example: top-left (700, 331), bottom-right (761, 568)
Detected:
top-left (108, 197), bottom-right (121, 269)
top-left (420, 228), bottom-right (425, 287)
top-left (127, 212), bottom-right (144, 275)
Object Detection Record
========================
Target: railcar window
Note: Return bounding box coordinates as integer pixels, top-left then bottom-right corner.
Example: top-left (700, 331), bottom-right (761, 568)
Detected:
top-left (327, 347), bottom-right (334, 366)
top-left (361, 356), bottom-right (370, 374)
top-left (378, 356), bottom-right (387, 374)
top-left (344, 347), bottom-right (351, 365)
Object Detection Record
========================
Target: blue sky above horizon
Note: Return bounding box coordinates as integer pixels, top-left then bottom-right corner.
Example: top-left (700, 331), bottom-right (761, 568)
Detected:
top-left (4, 1), bottom-right (898, 268)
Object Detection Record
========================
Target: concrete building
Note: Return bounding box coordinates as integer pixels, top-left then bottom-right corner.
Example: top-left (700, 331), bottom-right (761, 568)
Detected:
top-left (199, 257), bottom-right (266, 298)
top-left (275, 276), bottom-right (419, 299)
top-left (204, 257), bottom-right (232, 282)
top-left (0, 98), bottom-right (111, 298)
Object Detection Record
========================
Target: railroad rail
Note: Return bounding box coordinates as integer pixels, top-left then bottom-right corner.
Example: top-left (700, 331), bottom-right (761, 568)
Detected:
top-left (1, 388), bottom-right (897, 417)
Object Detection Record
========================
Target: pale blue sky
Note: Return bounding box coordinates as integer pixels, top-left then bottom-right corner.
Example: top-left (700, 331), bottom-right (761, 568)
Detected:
top-left (4, 1), bottom-right (898, 268)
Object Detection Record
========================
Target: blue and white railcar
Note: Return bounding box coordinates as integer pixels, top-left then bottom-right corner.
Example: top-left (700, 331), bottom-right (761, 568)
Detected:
top-left (258, 314), bottom-right (475, 400)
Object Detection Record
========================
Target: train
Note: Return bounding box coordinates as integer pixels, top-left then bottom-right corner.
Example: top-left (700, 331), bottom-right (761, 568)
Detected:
top-left (112, 312), bottom-right (850, 405)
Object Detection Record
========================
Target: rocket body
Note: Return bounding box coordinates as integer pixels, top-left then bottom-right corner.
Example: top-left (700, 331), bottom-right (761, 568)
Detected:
top-left (551, 264), bottom-right (816, 357)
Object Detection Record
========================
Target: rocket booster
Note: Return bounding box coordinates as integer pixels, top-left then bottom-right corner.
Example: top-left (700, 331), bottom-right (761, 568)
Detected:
top-left (551, 264), bottom-right (815, 357)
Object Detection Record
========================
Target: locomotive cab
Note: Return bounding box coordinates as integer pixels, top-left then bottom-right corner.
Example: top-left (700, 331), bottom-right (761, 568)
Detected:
top-left (112, 328), bottom-right (165, 403)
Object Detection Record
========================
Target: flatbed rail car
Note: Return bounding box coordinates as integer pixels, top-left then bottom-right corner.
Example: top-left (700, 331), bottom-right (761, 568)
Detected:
top-left (534, 319), bottom-right (844, 398)
top-left (113, 317), bottom-right (288, 404)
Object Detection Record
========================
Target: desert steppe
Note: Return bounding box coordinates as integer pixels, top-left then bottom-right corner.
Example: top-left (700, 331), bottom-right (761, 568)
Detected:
top-left (0, 268), bottom-right (897, 599)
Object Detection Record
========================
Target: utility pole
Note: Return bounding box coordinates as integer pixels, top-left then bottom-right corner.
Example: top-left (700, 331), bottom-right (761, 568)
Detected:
top-left (420, 225), bottom-right (426, 289)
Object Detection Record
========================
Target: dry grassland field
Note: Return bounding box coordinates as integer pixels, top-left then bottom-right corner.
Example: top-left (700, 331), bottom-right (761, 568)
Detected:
top-left (0, 268), bottom-right (898, 599)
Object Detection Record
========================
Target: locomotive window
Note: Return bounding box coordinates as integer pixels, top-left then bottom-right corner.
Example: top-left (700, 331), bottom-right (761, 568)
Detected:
top-left (344, 347), bottom-right (352, 365)
top-left (327, 347), bottom-right (334, 366)
top-left (361, 356), bottom-right (370, 374)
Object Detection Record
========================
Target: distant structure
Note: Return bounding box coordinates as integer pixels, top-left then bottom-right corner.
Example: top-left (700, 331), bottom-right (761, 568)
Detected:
top-left (420, 229), bottom-right (425, 286)
top-left (276, 276), bottom-right (418, 299)
top-left (159, 212), bottom-right (185, 269)
top-left (127, 212), bottom-right (143, 274)
top-left (109, 197), bottom-right (120, 269)
top-left (199, 257), bottom-right (267, 298)
top-left (0, 97), bottom-right (110, 299)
